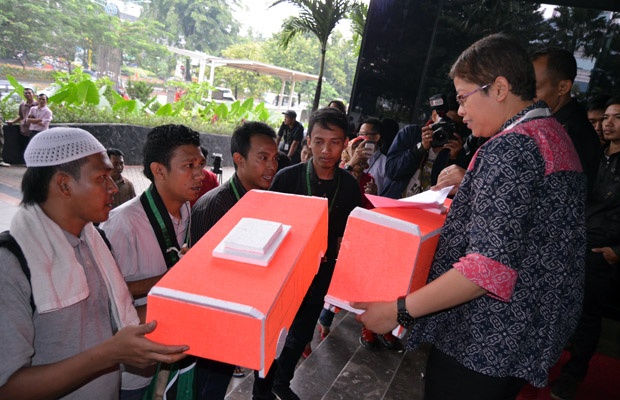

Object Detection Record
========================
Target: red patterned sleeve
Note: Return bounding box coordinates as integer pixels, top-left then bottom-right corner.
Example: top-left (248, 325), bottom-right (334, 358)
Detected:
top-left (453, 253), bottom-right (517, 301)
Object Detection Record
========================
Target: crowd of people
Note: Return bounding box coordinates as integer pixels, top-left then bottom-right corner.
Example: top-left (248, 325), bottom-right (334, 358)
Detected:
top-left (1, 32), bottom-right (619, 400)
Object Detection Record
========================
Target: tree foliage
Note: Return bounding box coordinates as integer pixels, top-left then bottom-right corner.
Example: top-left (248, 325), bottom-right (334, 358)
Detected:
top-left (0, 0), bottom-right (172, 76)
top-left (126, 80), bottom-right (155, 103)
top-left (143, 0), bottom-right (241, 54)
top-left (547, 6), bottom-right (609, 55)
top-left (270, 0), bottom-right (363, 111)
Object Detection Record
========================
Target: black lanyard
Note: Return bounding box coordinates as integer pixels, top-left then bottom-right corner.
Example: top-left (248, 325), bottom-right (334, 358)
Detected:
top-left (140, 184), bottom-right (189, 268)
top-left (304, 160), bottom-right (341, 215)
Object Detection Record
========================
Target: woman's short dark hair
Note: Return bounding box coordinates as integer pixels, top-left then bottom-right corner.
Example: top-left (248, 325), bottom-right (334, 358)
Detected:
top-left (307, 107), bottom-right (349, 138)
top-left (230, 121), bottom-right (277, 160)
top-left (21, 158), bottom-right (88, 205)
top-left (449, 34), bottom-right (536, 101)
top-left (142, 124), bottom-right (201, 182)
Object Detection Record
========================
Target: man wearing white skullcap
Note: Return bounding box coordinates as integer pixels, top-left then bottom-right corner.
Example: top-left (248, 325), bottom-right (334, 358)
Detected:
top-left (0, 127), bottom-right (189, 399)
top-left (101, 124), bottom-right (211, 399)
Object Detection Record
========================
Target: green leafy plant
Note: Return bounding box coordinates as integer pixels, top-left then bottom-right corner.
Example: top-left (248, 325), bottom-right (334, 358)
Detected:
top-left (0, 75), bottom-right (25, 104)
top-left (49, 67), bottom-right (100, 106)
top-left (126, 80), bottom-right (155, 103)
top-left (3, 67), bottom-right (280, 135)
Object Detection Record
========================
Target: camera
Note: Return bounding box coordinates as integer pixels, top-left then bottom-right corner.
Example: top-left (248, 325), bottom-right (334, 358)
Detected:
top-left (430, 117), bottom-right (457, 147)
top-left (211, 153), bottom-right (223, 175)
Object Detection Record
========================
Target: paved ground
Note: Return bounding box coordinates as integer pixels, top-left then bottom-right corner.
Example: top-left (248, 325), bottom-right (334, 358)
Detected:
top-left (0, 164), bottom-right (235, 231)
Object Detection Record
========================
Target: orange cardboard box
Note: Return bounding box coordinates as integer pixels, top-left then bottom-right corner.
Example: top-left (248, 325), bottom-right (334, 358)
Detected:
top-left (146, 190), bottom-right (328, 376)
top-left (325, 205), bottom-right (448, 319)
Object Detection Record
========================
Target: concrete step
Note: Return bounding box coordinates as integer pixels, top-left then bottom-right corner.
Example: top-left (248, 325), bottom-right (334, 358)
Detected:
top-left (226, 311), bottom-right (428, 400)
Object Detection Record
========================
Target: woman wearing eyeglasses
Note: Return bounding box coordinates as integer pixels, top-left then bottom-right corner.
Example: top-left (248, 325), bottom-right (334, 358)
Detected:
top-left (354, 34), bottom-right (586, 400)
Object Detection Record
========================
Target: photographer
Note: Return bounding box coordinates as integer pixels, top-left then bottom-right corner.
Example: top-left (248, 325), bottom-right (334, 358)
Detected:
top-left (380, 94), bottom-right (469, 199)
top-left (343, 117), bottom-right (388, 194)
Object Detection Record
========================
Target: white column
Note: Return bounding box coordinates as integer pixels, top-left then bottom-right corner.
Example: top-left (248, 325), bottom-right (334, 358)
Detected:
top-left (198, 58), bottom-right (206, 83)
top-left (288, 77), bottom-right (296, 109)
top-left (208, 59), bottom-right (216, 101)
top-left (278, 78), bottom-right (287, 108)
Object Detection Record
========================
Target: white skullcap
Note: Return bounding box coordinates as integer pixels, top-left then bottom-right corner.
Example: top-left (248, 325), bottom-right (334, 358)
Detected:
top-left (24, 127), bottom-right (107, 167)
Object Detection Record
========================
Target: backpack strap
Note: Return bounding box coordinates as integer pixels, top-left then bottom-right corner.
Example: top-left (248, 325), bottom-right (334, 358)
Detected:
top-left (0, 230), bottom-right (35, 313)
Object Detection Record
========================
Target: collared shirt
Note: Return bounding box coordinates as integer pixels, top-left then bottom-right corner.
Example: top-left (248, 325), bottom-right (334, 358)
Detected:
top-left (101, 195), bottom-right (190, 283)
top-left (27, 105), bottom-right (53, 132)
top-left (100, 195), bottom-right (190, 390)
top-left (17, 101), bottom-right (38, 135)
top-left (111, 176), bottom-right (136, 209)
top-left (0, 230), bottom-right (119, 399)
top-left (190, 174), bottom-right (246, 244)
top-left (364, 150), bottom-right (387, 195)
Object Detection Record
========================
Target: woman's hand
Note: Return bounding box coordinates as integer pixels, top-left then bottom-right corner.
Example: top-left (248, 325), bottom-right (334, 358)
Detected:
top-left (351, 301), bottom-right (399, 335)
top-left (432, 165), bottom-right (466, 196)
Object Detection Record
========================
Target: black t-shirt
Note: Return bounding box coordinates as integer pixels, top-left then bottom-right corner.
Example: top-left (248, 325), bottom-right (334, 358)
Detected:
top-left (277, 121), bottom-right (304, 163)
top-left (269, 161), bottom-right (362, 262)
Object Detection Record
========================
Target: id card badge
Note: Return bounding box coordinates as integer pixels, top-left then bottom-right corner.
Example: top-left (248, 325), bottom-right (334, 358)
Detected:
top-left (284, 143), bottom-right (290, 151)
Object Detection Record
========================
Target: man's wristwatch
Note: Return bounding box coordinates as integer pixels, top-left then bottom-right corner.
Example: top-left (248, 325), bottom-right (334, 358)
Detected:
top-left (344, 164), bottom-right (353, 172)
top-left (416, 142), bottom-right (428, 154)
top-left (397, 296), bottom-right (415, 328)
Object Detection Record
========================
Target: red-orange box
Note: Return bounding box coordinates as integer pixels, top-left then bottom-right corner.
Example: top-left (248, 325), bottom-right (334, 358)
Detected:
top-left (146, 190), bottom-right (328, 376)
top-left (325, 205), bottom-right (448, 319)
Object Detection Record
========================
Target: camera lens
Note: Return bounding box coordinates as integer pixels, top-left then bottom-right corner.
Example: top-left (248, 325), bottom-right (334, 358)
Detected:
top-left (433, 128), bottom-right (447, 142)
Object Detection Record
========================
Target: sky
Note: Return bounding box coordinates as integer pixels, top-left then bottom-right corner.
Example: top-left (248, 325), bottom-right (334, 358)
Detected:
top-left (232, 0), bottom-right (303, 37)
top-left (232, 0), bottom-right (355, 38)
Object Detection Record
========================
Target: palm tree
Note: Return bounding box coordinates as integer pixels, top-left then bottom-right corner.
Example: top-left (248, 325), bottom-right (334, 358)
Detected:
top-left (271, 0), bottom-right (361, 111)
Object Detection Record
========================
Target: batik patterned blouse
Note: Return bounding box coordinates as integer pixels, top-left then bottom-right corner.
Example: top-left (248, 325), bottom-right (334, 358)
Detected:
top-left (407, 103), bottom-right (587, 387)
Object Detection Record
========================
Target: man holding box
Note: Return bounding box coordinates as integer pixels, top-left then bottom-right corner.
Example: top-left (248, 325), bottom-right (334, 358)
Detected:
top-left (101, 124), bottom-right (206, 399)
top-left (0, 127), bottom-right (188, 399)
top-left (190, 121), bottom-right (279, 396)
top-left (254, 107), bottom-right (362, 400)
top-left (191, 122), bottom-right (279, 239)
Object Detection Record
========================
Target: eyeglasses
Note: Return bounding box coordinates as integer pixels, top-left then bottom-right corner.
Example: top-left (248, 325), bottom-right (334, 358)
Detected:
top-left (456, 83), bottom-right (492, 106)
